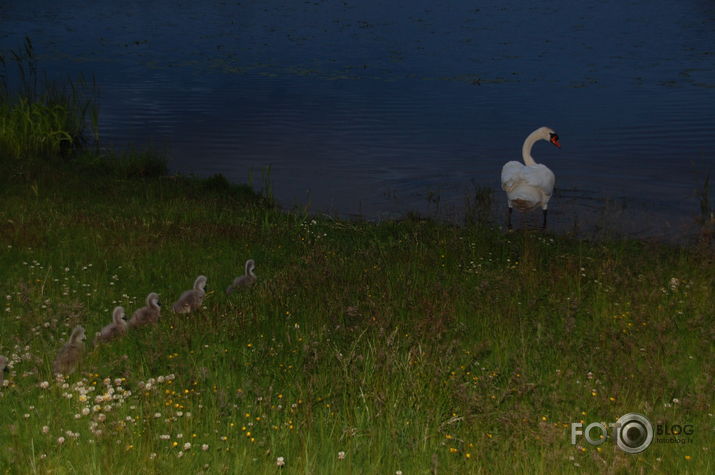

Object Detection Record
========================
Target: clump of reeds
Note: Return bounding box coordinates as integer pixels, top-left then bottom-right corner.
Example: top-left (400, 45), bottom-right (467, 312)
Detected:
top-left (0, 37), bottom-right (98, 177)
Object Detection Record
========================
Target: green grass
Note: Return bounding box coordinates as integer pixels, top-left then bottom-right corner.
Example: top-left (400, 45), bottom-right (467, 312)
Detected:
top-left (0, 37), bottom-right (98, 178)
top-left (0, 48), bottom-right (713, 473)
top-left (0, 166), bottom-right (712, 474)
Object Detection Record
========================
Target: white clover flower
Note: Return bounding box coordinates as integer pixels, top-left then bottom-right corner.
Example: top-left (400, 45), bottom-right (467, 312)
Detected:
top-left (82, 407), bottom-right (90, 416)
top-left (39, 381), bottom-right (49, 389)
top-left (201, 444), bottom-right (209, 451)
top-left (338, 451), bottom-right (346, 460)
top-left (42, 426), bottom-right (49, 434)
top-left (276, 457), bottom-right (285, 467)
top-left (159, 434), bottom-right (170, 440)
top-left (183, 442), bottom-right (191, 451)
top-left (57, 436), bottom-right (65, 445)
top-left (154, 412), bottom-right (162, 418)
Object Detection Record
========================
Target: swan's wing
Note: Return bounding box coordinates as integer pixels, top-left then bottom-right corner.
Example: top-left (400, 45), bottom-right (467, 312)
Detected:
top-left (501, 161), bottom-right (525, 191)
top-left (520, 164), bottom-right (555, 196)
top-left (502, 162), bottom-right (554, 195)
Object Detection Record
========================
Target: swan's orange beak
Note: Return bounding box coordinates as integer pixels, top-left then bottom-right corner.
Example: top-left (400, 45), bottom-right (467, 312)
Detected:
top-left (550, 134), bottom-right (561, 148)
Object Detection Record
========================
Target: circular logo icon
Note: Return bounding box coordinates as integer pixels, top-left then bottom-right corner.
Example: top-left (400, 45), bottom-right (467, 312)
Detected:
top-left (616, 413), bottom-right (653, 454)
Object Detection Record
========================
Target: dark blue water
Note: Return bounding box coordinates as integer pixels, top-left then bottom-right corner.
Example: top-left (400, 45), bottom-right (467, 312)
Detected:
top-left (2, 0), bottom-right (714, 239)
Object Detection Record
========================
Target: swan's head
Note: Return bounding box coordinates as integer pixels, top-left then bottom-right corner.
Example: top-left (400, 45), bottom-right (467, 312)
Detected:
top-left (245, 259), bottom-right (256, 275)
top-left (70, 325), bottom-right (86, 343)
top-left (147, 292), bottom-right (160, 307)
top-left (113, 306), bottom-right (126, 324)
top-left (194, 275), bottom-right (208, 291)
top-left (538, 126), bottom-right (560, 148)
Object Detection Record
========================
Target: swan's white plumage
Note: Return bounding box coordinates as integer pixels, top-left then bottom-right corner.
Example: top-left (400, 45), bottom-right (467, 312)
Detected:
top-left (501, 126), bottom-right (559, 219)
top-left (501, 161), bottom-right (555, 210)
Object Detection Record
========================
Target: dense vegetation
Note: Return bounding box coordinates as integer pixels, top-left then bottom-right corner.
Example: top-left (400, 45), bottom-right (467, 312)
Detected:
top-left (0, 41), bottom-right (712, 473)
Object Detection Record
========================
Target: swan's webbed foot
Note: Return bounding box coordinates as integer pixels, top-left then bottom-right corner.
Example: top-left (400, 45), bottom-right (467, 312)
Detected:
top-left (507, 207), bottom-right (513, 230)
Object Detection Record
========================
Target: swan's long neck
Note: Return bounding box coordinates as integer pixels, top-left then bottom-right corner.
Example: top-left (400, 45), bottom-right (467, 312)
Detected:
top-left (521, 129), bottom-right (542, 166)
top-left (113, 310), bottom-right (124, 325)
top-left (71, 328), bottom-right (85, 344)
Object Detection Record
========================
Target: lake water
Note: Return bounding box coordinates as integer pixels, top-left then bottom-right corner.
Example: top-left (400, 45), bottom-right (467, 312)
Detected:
top-left (2, 0), bottom-right (714, 241)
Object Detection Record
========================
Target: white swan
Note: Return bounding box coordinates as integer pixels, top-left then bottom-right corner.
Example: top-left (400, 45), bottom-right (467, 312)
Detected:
top-left (226, 259), bottom-right (257, 294)
top-left (501, 126), bottom-right (560, 229)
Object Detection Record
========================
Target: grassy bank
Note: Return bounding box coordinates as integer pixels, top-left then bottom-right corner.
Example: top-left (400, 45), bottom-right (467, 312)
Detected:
top-left (0, 52), bottom-right (713, 474)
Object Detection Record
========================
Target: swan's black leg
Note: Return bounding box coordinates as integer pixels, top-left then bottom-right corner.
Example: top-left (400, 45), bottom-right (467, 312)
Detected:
top-left (507, 207), bottom-right (513, 230)
top-left (542, 209), bottom-right (548, 230)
